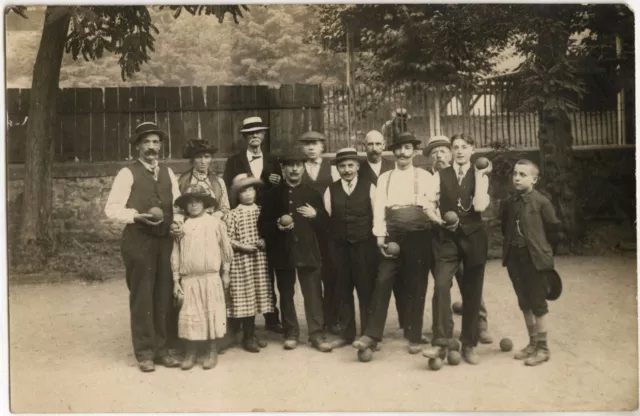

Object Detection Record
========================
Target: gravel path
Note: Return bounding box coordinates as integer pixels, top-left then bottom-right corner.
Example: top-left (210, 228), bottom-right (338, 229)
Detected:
top-left (9, 256), bottom-right (638, 412)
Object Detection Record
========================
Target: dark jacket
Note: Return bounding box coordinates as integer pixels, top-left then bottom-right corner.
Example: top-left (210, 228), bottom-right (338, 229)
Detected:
top-left (501, 189), bottom-right (561, 271)
top-left (258, 182), bottom-right (329, 270)
top-left (222, 149), bottom-right (282, 207)
top-left (358, 157), bottom-right (395, 185)
top-left (301, 158), bottom-right (334, 195)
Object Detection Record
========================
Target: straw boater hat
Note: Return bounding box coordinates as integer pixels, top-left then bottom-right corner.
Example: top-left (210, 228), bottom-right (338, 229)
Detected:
top-left (175, 184), bottom-right (217, 212)
top-left (129, 121), bottom-right (168, 144)
top-left (386, 131), bottom-right (422, 151)
top-left (182, 139), bottom-right (218, 159)
top-left (298, 131), bottom-right (326, 142)
top-left (230, 173), bottom-right (263, 205)
top-left (331, 148), bottom-right (365, 165)
top-left (240, 116), bottom-right (269, 133)
top-left (424, 135), bottom-right (452, 157)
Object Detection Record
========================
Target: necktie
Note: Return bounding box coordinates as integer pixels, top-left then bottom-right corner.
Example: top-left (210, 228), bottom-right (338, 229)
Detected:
top-left (250, 155), bottom-right (262, 162)
top-left (347, 181), bottom-right (353, 195)
top-left (148, 164), bottom-right (159, 181)
top-left (458, 166), bottom-right (465, 185)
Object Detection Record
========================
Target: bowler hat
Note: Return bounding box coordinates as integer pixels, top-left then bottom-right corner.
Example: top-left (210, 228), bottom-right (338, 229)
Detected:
top-left (276, 149), bottom-right (308, 165)
top-left (331, 148), bottom-right (365, 165)
top-left (183, 139), bottom-right (218, 159)
top-left (175, 184), bottom-right (217, 212)
top-left (298, 131), bottom-right (326, 142)
top-left (545, 269), bottom-right (563, 301)
top-left (424, 135), bottom-right (451, 157)
top-left (129, 122), bottom-right (168, 145)
top-left (387, 131), bottom-right (421, 150)
top-left (240, 116), bottom-right (269, 133)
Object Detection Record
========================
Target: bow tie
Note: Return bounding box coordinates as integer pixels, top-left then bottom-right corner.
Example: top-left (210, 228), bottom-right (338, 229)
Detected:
top-left (250, 155), bottom-right (262, 162)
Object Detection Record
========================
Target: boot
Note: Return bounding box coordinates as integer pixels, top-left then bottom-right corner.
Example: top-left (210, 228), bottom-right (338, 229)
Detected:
top-left (181, 341), bottom-right (197, 371)
top-left (525, 343), bottom-right (550, 366)
top-left (202, 340), bottom-right (218, 370)
top-left (242, 317), bottom-right (260, 353)
top-left (514, 339), bottom-right (538, 360)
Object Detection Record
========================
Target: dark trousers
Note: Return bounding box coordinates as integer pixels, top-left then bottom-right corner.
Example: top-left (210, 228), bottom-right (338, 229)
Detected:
top-left (317, 231), bottom-right (338, 329)
top-left (275, 267), bottom-right (325, 340)
top-left (121, 226), bottom-right (174, 362)
top-left (263, 264), bottom-right (281, 325)
top-left (365, 230), bottom-right (431, 343)
top-left (332, 238), bottom-right (377, 341)
top-left (432, 229), bottom-right (487, 348)
top-left (453, 269), bottom-right (489, 331)
top-left (393, 270), bottom-right (407, 329)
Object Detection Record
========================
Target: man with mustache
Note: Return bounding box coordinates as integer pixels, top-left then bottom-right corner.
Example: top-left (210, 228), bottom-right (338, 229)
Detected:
top-left (424, 136), bottom-right (493, 345)
top-left (298, 131), bottom-right (341, 335)
top-left (257, 149), bottom-right (333, 353)
top-left (352, 132), bottom-right (435, 357)
top-left (105, 122), bottom-right (183, 372)
top-left (423, 133), bottom-right (492, 365)
top-left (223, 116), bottom-right (284, 335)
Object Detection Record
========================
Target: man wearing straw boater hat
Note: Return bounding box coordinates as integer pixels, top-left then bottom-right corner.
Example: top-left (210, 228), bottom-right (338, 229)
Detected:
top-left (257, 149), bottom-right (333, 353)
top-left (322, 148), bottom-right (377, 349)
top-left (352, 131), bottom-right (435, 358)
top-left (223, 116), bottom-right (284, 335)
top-left (298, 130), bottom-right (341, 335)
top-left (424, 135), bottom-right (494, 345)
top-left (104, 121), bottom-right (183, 372)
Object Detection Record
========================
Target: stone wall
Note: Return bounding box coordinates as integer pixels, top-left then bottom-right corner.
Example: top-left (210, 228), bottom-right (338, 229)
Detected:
top-left (6, 147), bottom-right (635, 247)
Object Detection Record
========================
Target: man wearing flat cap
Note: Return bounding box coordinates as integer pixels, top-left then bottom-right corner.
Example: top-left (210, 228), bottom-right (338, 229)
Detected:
top-left (104, 121), bottom-right (183, 372)
top-left (298, 130), bottom-right (341, 335)
top-left (257, 150), bottom-right (333, 353)
top-left (322, 148), bottom-right (377, 348)
top-left (352, 132), bottom-right (435, 358)
top-left (223, 116), bottom-right (284, 334)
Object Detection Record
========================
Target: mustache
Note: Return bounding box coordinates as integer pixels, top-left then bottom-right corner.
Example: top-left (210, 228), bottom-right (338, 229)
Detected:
top-left (145, 149), bottom-right (158, 155)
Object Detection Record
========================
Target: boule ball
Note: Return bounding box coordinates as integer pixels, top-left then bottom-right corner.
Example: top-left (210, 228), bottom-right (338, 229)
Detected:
top-left (386, 242), bottom-right (401, 256)
top-left (428, 357), bottom-right (444, 371)
top-left (447, 350), bottom-right (461, 366)
top-left (500, 338), bottom-right (513, 352)
top-left (358, 348), bottom-right (373, 362)
top-left (148, 207), bottom-right (164, 221)
top-left (443, 211), bottom-right (459, 225)
top-left (475, 156), bottom-right (490, 170)
top-left (447, 338), bottom-right (461, 352)
top-left (451, 301), bottom-right (463, 315)
top-left (279, 214), bottom-right (294, 226)
top-left (169, 223), bottom-right (180, 233)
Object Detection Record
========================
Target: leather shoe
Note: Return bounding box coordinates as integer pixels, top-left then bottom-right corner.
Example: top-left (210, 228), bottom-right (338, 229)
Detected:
top-left (478, 330), bottom-right (494, 344)
top-left (283, 338), bottom-right (298, 350)
top-left (310, 336), bottom-right (333, 353)
top-left (243, 337), bottom-right (261, 353)
top-left (138, 360), bottom-right (155, 373)
top-left (422, 345), bottom-right (446, 359)
top-left (257, 338), bottom-right (268, 348)
top-left (265, 322), bottom-right (285, 334)
top-left (408, 342), bottom-right (423, 354)
top-left (462, 346), bottom-right (480, 365)
top-left (155, 355), bottom-right (180, 368)
top-left (352, 335), bottom-right (376, 351)
top-left (328, 337), bottom-right (350, 349)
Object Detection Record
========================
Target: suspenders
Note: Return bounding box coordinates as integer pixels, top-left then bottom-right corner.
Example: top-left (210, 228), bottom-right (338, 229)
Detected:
top-left (386, 168), bottom-right (420, 207)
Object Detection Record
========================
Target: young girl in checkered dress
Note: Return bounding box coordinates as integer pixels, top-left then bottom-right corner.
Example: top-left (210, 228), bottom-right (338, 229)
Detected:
top-left (226, 174), bottom-right (275, 353)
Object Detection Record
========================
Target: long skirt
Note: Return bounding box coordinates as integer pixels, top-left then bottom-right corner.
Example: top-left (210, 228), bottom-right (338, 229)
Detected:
top-left (178, 272), bottom-right (227, 341)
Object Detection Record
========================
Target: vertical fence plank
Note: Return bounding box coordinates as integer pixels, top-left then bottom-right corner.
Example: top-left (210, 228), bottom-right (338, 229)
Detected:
top-left (192, 86), bottom-right (206, 142)
top-left (60, 88), bottom-right (76, 161)
top-left (104, 88), bottom-right (119, 161)
top-left (117, 87), bottom-right (132, 160)
top-left (130, 86), bottom-right (144, 129)
top-left (166, 87), bottom-right (183, 158)
top-left (154, 87), bottom-right (170, 159)
top-left (142, 86), bottom-right (157, 124)
top-left (75, 88), bottom-right (91, 162)
top-left (268, 87), bottom-right (284, 153)
top-left (181, 86), bottom-right (197, 141)
top-left (90, 88), bottom-right (105, 161)
top-left (201, 86), bottom-right (220, 151)
top-left (217, 85), bottom-right (236, 155)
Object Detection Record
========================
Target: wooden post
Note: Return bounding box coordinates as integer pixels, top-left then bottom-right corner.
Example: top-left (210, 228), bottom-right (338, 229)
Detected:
top-left (616, 34), bottom-right (626, 145)
top-left (434, 86), bottom-right (441, 136)
top-left (428, 88), bottom-right (436, 137)
top-left (345, 23), bottom-right (355, 146)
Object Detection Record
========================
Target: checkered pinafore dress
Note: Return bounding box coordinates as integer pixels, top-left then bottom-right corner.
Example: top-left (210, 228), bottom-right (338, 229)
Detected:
top-left (224, 204), bottom-right (274, 318)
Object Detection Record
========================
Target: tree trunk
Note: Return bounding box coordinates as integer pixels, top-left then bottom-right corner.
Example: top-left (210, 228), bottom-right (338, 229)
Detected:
top-left (14, 7), bottom-right (70, 266)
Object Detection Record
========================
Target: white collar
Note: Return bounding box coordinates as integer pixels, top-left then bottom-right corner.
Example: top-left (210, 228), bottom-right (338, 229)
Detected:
top-left (306, 157), bottom-right (323, 165)
top-left (237, 203), bottom-right (258, 211)
top-left (138, 158), bottom-right (158, 170)
top-left (341, 176), bottom-right (358, 189)
top-left (453, 161), bottom-right (471, 174)
top-left (246, 149), bottom-right (263, 158)
top-left (368, 159), bottom-right (382, 167)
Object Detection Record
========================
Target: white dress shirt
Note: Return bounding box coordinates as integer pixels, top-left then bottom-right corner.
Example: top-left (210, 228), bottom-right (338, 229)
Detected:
top-left (104, 159), bottom-right (182, 224)
top-left (323, 176), bottom-right (376, 217)
top-left (368, 160), bottom-right (382, 177)
top-left (305, 157), bottom-right (340, 182)
top-left (425, 162), bottom-right (490, 216)
top-left (372, 166), bottom-right (435, 237)
top-left (247, 149), bottom-right (264, 179)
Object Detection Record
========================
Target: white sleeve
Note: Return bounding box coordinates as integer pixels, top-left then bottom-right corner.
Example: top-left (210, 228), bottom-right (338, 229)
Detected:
top-left (323, 187), bottom-right (332, 217)
top-left (372, 172), bottom-right (389, 237)
top-left (330, 165), bottom-right (341, 182)
top-left (168, 168), bottom-right (184, 223)
top-left (104, 168), bottom-right (137, 224)
top-left (369, 184), bottom-right (377, 216)
top-left (473, 172), bottom-right (490, 212)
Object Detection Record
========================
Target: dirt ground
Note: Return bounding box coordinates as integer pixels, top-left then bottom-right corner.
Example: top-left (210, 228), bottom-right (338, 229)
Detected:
top-left (8, 256), bottom-right (639, 412)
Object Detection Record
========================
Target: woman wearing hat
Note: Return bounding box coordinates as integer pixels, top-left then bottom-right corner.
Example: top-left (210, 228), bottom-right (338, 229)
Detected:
top-left (224, 174), bottom-right (274, 353)
top-left (104, 121), bottom-right (183, 372)
top-left (177, 139), bottom-right (230, 218)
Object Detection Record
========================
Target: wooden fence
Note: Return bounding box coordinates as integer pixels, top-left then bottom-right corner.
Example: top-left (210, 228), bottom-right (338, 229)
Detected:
top-left (5, 84), bottom-right (323, 163)
top-left (323, 80), bottom-right (629, 150)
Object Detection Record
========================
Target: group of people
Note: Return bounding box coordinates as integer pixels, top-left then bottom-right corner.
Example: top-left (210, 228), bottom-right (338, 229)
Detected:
top-left (105, 116), bottom-right (562, 373)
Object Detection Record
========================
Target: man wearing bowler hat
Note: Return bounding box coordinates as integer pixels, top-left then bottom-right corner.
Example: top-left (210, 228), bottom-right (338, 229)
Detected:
top-left (424, 135), bottom-right (494, 345)
top-left (257, 150), bottom-right (333, 353)
top-left (298, 130), bottom-right (341, 334)
top-left (322, 148), bottom-right (377, 348)
top-left (105, 121), bottom-right (183, 372)
top-left (352, 132), bottom-right (435, 357)
top-left (223, 116), bottom-right (284, 334)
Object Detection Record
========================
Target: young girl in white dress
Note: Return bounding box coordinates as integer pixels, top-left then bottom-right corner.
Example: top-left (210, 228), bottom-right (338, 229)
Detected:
top-left (171, 184), bottom-right (233, 370)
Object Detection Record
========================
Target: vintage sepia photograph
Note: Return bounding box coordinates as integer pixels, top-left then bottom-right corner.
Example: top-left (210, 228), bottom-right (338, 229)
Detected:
top-left (3, 3), bottom-right (638, 413)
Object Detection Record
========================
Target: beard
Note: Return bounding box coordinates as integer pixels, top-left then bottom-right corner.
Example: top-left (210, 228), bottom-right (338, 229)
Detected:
top-left (434, 160), bottom-right (447, 171)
